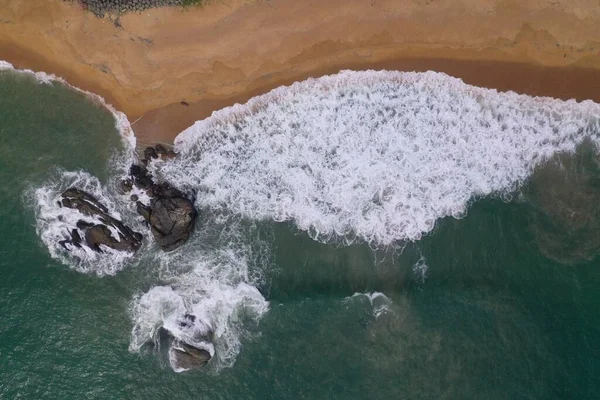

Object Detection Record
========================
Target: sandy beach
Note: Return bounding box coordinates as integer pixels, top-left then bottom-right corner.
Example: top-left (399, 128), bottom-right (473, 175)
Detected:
top-left (1, 0), bottom-right (600, 144)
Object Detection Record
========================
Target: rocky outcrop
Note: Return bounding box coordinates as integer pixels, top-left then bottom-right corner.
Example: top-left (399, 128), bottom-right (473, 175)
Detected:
top-left (59, 188), bottom-right (143, 253)
top-left (121, 144), bottom-right (198, 252)
top-left (136, 183), bottom-right (197, 252)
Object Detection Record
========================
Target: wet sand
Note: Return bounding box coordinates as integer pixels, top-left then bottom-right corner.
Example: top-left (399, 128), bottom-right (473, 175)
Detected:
top-left (1, 0), bottom-right (600, 144)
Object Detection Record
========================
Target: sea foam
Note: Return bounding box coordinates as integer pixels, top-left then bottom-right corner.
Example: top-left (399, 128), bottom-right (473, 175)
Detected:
top-left (159, 70), bottom-right (600, 247)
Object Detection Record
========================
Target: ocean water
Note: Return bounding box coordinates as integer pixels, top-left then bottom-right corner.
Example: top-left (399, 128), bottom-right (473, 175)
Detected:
top-left (1, 64), bottom-right (600, 399)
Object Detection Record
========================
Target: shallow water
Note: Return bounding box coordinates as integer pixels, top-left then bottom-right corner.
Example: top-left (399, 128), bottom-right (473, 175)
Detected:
top-left (1, 67), bottom-right (600, 399)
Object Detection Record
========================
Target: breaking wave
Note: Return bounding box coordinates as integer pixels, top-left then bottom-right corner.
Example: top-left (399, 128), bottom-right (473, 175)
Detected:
top-left (157, 70), bottom-right (600, 246)
top-left (345, 292), bottom-right (392, 319)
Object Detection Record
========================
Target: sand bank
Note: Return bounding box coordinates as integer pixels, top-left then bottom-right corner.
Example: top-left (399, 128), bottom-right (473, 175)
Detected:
top-left (1, 0), bottom-right (600, 144)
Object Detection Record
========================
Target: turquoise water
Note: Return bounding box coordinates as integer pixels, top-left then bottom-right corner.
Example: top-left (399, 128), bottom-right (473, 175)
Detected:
top-left (1, 67), bottom-right (600, 399)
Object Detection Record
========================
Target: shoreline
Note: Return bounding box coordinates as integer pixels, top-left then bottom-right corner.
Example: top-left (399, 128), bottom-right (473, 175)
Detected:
top-left (1, 0), bottom-right (600, 144)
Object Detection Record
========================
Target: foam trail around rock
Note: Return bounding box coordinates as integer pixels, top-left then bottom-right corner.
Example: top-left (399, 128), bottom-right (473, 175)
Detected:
top-left (162, 70), bottom-right (600, 247)
top-left (129, 219), bottom-right (270, 372)
top-left (29, 170), bottom-right (137, 276)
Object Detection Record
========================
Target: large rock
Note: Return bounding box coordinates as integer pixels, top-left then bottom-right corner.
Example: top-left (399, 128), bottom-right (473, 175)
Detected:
top-left (170, 340), bottom-right (212, 371)
top-left (144, 184), bottom-right (197, 252)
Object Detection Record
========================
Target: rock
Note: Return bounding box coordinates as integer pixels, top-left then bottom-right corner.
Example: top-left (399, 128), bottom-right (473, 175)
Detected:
top-left (165, 150), bottom-right (177, 160)
top-left (170, 341), bottom-right (211, 370)
top-left (127, 165), bottom-right (197, 252)
top-left (144, 146), bottom-right (158, 161)
top-left (71, 229), bottom-right (82, 248)
top-left (62, 188), bottom-right (109, 213)
top-left (58, 189), bottom-right (143, 254)
top-left (119, 179), bottom-right (133, 194)
top-left (154, 144), bottom-right (167, 156)
top-left (180, 101), bottom-right (189, 106)
top-left (84, 224), bottom-right (141, 253)
top-left (130, 164), bottom-right (153, 189)
top-left (76, 219), bottom-right (95, 230)
top-left (130, 194), bottom-right (139, 202)
top-left (149, 195), bottom-right (197, 252)
top-left (136, 201), bottom-right (151, 222)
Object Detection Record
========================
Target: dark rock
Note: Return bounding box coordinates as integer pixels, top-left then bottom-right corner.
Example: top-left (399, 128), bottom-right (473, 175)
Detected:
top-left (180, 101), bottom-right (189, 106)
top-left (130, 194), bottom-right (139, 202)
top-left (136, 201), bottom-right (151, 222)
top-left (149, 196), bottom-right (197, 252)
top-left (144, 146), bottom-right (158, 161)
top-left (119, 179), bottom-right (133, 193)
top-left (62, 188), bottom-right (109, 213)
top-left (154, 144), bottom-right (167, 156)
top-left (171, 341), bottom-right (211, 370)
top-left (84, 224), bottom-right (140, 253)
top-left (59, 239), bottom-right (71, 251)
top-left (165, 150), bottom-right (177, 160)
top-left (76, 220), bottom-right (95, 230)
top-left (71, 229), bottom-right (82, 248)
top-left (59, 189), bottom-right (143, 254)
top-left (130, 164), bottom-right (153, 189)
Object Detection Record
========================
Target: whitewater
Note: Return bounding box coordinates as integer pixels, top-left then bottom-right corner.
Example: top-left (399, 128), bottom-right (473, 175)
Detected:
top-left (17, 66), bottom-right (600, 372)
top-left (159, 70), bottom-right (600, 246)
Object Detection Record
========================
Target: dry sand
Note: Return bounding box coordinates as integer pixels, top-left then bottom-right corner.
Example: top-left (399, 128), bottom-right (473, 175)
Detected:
top-left (1, 0), bottom-right (600, 144)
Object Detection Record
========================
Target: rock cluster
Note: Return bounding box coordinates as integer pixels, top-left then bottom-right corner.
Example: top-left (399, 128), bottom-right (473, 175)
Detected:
top-left (73, 0), bottom-right (188, 17)
top-left (59, 188), bottom-right (143, 253)
top-left (123, 144), bottom-right (197, 252)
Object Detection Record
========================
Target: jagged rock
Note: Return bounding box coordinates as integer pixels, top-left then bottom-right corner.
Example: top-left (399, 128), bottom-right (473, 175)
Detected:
top-left (58, 188), bottom-right (143, 254)
top-left (171, 341), bottom-right (212, 370)
top-left (155, 144), bottom-right (167, 156)
top-left (130, 164), bottom-right (153, 189)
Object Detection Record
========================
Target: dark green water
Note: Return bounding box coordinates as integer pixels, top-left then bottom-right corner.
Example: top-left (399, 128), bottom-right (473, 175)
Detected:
top-left (1, 68), bottom-right (599, 399)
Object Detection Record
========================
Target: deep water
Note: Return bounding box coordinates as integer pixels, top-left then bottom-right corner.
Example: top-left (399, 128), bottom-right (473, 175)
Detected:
top-left (1, 68), bottom-right (600, 399)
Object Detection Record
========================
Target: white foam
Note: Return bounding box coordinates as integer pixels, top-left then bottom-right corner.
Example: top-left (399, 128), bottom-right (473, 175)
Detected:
top-left (160, 70), bottom-right (600, 247)
top-left (29, 169), bottom-right (139, 276)
top-left (347, 292), bottom-right (392, 318)
top-left (0, 59), bottom-right (136, 150)
top-left (129, 220), bottom-right (270, 372)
